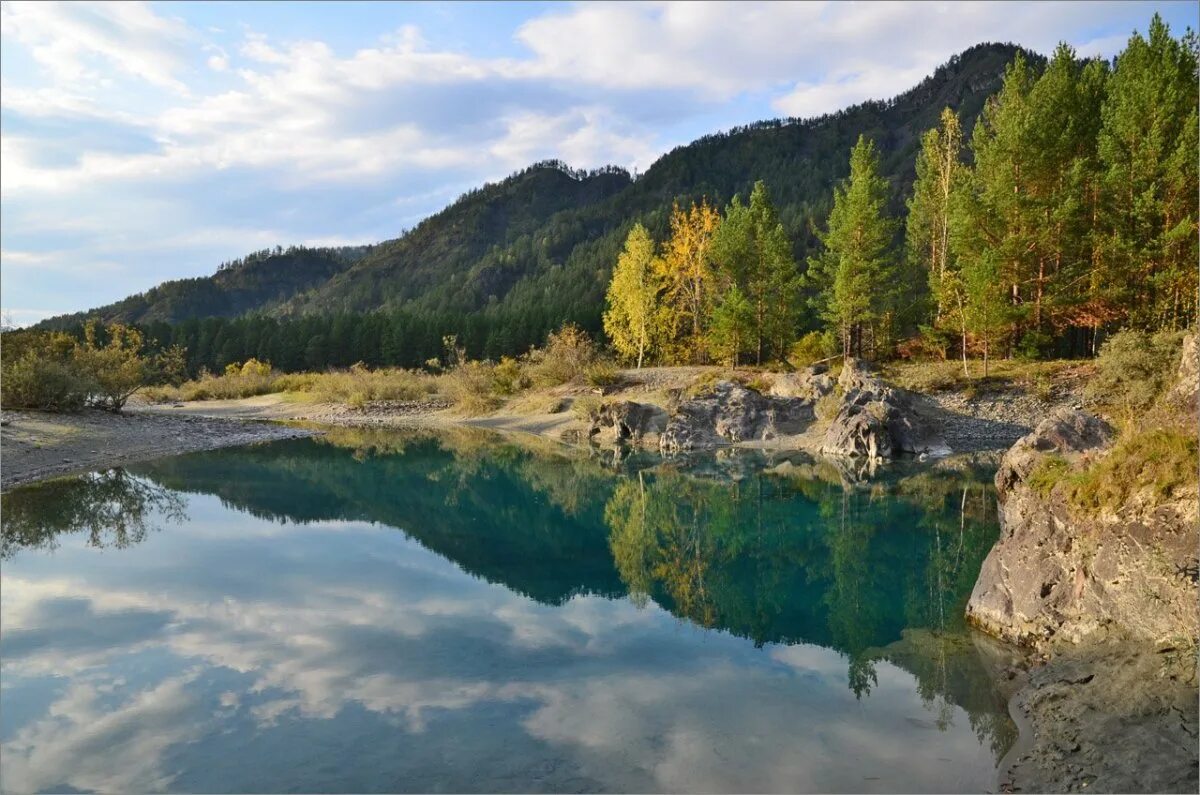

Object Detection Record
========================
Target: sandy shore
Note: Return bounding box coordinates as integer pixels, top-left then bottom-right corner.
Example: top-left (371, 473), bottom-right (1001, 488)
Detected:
top-left (1, 409), bottom-right (315, 491)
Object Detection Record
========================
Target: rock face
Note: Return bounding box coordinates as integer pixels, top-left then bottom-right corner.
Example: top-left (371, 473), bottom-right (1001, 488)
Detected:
top-left (587, 400), bottom-right (668, 447)
top-left (768, 364), bottom-right (835, 401)
top-left (967, 407), bottom-right (1199, 648)
top-left (658, 381), bottom-right (814, 454)
top-left (1168, 332), bottom-right (1198, 410)
top-left (819, 358), bottom-right (951, 459)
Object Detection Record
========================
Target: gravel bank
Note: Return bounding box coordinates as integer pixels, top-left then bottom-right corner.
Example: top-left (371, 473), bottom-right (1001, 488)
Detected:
top-left (1, 409), bottom-right (316, 490)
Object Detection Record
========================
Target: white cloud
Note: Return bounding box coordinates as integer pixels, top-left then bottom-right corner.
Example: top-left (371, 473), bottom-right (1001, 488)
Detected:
top-left (0, 1), bottom-right (192, 93)
top-left (0, 0), bottom-right (1182, 318)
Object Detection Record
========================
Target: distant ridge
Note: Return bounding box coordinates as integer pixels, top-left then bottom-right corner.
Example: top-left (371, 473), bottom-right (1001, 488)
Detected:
top-left (39, 42), bottom-right (1035, 331)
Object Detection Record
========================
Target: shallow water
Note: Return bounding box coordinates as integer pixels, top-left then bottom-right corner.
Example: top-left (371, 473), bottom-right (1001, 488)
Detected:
top-left (1, 427), bottom-right (1017, 793)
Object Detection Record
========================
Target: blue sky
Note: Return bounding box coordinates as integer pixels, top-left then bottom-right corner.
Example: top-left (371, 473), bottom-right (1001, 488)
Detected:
top-left (1, 1), bottom-right (1195, 325)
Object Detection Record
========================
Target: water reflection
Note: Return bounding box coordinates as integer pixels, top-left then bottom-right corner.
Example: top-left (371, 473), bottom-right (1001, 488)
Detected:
top-left (1, 428), bottom-right (1016, 794)
top-left (1, 468), bottom-right (185, 559)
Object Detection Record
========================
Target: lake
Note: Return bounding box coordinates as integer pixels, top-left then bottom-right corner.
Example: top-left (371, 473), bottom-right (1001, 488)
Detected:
top-left (1, 427), bottom-right (1018, 793)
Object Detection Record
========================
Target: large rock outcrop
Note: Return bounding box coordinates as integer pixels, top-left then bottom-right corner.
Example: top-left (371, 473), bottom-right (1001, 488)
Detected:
top-left (819, 358), bottom-right (951, 459)
top-left (768, 364), bottom-right (835, 401)
top-left (966, 406), bottom-right (1199, 648)
top-left (586, 400), bottom-right (668, 447)
top-left (658, 381), bottom-right (814, 454)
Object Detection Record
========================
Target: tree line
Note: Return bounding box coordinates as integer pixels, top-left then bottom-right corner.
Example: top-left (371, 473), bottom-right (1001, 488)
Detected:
top-left (606, 16), bottom-right (1197, 370)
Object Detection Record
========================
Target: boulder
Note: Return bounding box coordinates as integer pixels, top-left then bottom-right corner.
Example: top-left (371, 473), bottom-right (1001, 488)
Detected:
top-left (819, 359), bottom-right (950, 458)
top-left (587, 400), bottom-right (668, 447)
top-left (659, 381), bottom-right (813, 454)
top-left (993, 407), bottom-right (1114, 493)
top-left (769, 365), bottom-right (835, 401)
top-left (966, 408), bottom-right (1198, 648)
top-left (820, 391), bottom-right (893, 459)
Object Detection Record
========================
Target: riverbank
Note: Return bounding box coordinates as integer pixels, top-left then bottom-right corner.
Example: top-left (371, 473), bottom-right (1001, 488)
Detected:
top-left (136, 361), bottom-right (1089, 452)
top-left (2, 362), bottom-right (1088, 490)
top-left (0, 409), bottom-right (315, 490)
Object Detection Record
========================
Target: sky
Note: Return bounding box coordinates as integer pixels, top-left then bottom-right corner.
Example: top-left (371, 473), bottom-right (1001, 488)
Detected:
top-left (1, 1), bottom-right (1195, 326)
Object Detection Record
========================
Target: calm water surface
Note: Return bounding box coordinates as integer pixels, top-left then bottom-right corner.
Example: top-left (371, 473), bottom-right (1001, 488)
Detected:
top-left (1, 428), bottom-right (1017, 793)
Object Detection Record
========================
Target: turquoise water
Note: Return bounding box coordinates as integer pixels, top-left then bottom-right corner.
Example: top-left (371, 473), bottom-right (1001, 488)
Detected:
top-left (0, 428), bottom-right (1016, 793)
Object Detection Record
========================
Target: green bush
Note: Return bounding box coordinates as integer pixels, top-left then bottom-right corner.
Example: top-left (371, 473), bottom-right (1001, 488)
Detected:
top-left (492, 356), bottom-right (529, 396)
top-left (788, 331), bottom-right (836, 368)
top-left (584, 360), bottom-right (620, 388)
top-left (1, 353), bottom-right (92, 411)
top-left (1085, 330), bottom-right (1184, 413)
top-left (1016, 330), bottom-right (1054, 361)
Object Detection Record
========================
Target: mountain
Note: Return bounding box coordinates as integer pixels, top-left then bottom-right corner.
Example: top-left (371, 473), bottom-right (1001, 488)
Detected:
top-left (39, 42), bottom-right (1034, 333)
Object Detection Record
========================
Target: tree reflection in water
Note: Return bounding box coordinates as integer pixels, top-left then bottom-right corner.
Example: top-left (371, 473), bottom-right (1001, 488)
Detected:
top-left (603, 456), bottom-right (1001, 699)
top-left (1, 469), bottom-right (185, 559)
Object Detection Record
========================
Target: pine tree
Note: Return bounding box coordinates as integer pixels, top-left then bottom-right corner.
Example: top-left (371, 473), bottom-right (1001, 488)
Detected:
top-left (1098, 14), bottom-right (1199, 330)
top-left (707, 285), bottom-right (754, 369)
top-left (603, 224), bottom-right (668, 368)
top-left (965, 53), bottom-right (1040, 354)
top-left (811, 135), bottom-right (898, 359)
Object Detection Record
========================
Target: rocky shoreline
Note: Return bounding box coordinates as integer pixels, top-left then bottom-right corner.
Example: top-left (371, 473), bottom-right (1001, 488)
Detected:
top-left (0, 409), bottom-right (315, 490)
top-left (970, 335), bottom-right (1199, 793)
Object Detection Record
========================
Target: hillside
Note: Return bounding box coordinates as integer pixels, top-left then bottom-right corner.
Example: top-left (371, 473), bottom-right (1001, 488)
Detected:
top-left (39, 42), bottom-right (1032, 333)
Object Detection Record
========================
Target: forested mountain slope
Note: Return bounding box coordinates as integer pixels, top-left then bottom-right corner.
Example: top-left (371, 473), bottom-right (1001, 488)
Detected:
top-left (39, 43), bottom-right (1030, 332)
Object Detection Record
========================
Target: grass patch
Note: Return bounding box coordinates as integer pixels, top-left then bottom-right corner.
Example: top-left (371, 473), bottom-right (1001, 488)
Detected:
top-left (571, 395), bottom-right (603, 421)
top-left (883, 358), bottom-right (1085, 395)
top-left (1027, 428), bottom-right (1198, 514)
top-left (145, 362), bottom-right (437, 404)
top-left (814, 388), bottom-right (844, 422)
top-left (1027, 455), bottom-right (1071, 497)
top-left (1064, 428), bottom-right (1197, 513)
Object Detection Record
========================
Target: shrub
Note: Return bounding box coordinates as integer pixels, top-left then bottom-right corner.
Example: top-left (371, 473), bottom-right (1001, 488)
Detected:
top-left (1016, 330), bottom-right (1054, 361)
top-left (1085, 330), bottom-right (1184, 413)
top-left (492, 356), bottom-right (529, 396)
top-left (898, 326), bottom-right (954, 361)
top-left (683, 370), bottom-right (722, 399)
top-left (71, 323), bottom-right (154, 412)
top-left (744, 374), bottom-right (772, 394)
top-left (584, 360), bottom-right (620, 388)
top-left (815, 389), bottom-right (843, 422)
top-left (1, 354), bottom-right (92, 411)
top-left (440, 361), bottom-right (500, 414)
top-left (788, 331), bottom-right (836, 368)
top-left (528, 323), bottom-right (597, 386)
